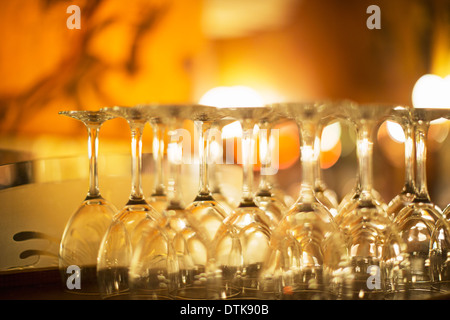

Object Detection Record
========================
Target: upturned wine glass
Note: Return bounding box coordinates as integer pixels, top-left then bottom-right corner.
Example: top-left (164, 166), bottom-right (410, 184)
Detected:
top-left (147, 117), bottom-right (168, 214)
top-left (337, 102), bottom-right (387, 216)
top-left (97, 105), bottom-right (161, 299)
top-left (335, 105), bottom-right (389, 226)
top-left (185, 106), bottom-right (229, 242)
top-left (336, 103), bottom-right (410, 300)
top-left (394, 107), bottom-right (450, 297)
top-left (386, 106), bottom-right (417, 220)
top-left (58, 110), bottom-right (117, 295)
top-left (130, 104), bottom-right (216, 300)
top-left (260, 101), bottom-right (350, 300)
top-left (212, 106), bottom-right (276, 299)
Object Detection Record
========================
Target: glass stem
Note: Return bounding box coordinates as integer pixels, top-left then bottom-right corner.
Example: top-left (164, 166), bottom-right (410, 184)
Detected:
top-left (195, 120), bottom-right (213, 200)
top-left (313, 123), bottom-right (324, 192)
top-left (402, 123), bottom-right (416, 195)
top-left (152, 120), bottom-right (166, 196)
top-left (257, 121), bottom-right (272, 197)
top-left (166, 120), bottom-right (184, 209)
top-left (86, 124), bottom-right (101, 200)
top-left (353, 126), bottom-right (362, 195)
top-left (239, 119), bottom-right (256, 207)
top-left (298, 120), bottom-right (316, 203)
top-left (356, 121), bottom-right (375, 204)
top-left (128, 120), bottom-right (146, 204)
top-left (210, 123), bottom-right (223, 194)
top-left (414, 120), bottom-right (431, 203)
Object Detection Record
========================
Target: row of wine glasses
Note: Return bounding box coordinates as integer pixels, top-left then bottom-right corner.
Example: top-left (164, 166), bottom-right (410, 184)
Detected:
top-left (58, 102), bottom-right (450, 299)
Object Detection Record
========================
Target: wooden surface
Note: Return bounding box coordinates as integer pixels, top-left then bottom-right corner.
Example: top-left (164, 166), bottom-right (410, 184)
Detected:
top-left (0, 268), bottom-right (101, 300)
top-left (1, 267), bottom-right (450, 300)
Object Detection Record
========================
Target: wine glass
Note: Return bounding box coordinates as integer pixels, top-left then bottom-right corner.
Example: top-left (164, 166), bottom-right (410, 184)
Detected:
top-left (335, 103), bottom-right (388, 227)
top-left (394, 107), bottom-right (450, 298)
top-left (386, 106), bottom-right (417, 220)
top-left (97, 105), bottom-right (161, 299)
top-left (260, 101), bottom-right (350, 300)
top-left (336, 101), bottom-right (387, 216)
top-left (58, 110), bottom-right (117, 295)
top-left (130, 104), bottom-right (216, 300)
top-left (147, 117), bottom-right (168, 214)
top-left (253, 114), bottom-right (288, 223)
top-left (212, 106), bottom-right (276, 299)
top-left (336, 103), bottom-right (410, 300)
top-left (184, 106), bottom-right (229, 242)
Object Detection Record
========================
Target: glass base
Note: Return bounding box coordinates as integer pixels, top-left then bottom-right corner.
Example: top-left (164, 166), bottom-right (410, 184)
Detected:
top-left (59, 265), bottom-right (100, 296)
top-left (97, 266), bottom-right (129, 299)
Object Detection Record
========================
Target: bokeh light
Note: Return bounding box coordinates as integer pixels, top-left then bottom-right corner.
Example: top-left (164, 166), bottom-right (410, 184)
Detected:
top-left (199, 85), bottom-right (265, 108)
top-left (386, 120), bottom-right (405, 143)
top-left (412, 74), bottom-right (450, 109)
top-left (321, 122), bottom-right (341, 152)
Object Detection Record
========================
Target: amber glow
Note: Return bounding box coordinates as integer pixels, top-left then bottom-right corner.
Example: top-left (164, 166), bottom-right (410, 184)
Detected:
top-left (0, 0), bottom-right (205, 139)
top-left (199, 85), bottom-right (265, 108)
top-left (412, 74), bottom-right (450, 109)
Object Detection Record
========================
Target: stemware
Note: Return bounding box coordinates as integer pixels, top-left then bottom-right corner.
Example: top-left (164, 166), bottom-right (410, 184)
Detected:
top-left (97, 105), bottom-right (161, 299)
top-left (185, 106), bottom-right (229, 242)
top-left (260, 101), bottom-right (350, 300)
top-left (394, 107), bottom-right (450, 297)
top-left (336, 103), bottom-right (410, 299)
top-left (130, 104), bottom-right (216, 300)
top-left (209, 121), bottom-right (236, 216)
top-left (58, 110), bottom-right (117, 295)
top-left (314, 117), bottom-right (341, 215)
top-left (212, 106), bottom-right (276, 299)
top-left (335, 103), bottom-right (390, 226)
top-left (147, 117), bottom-right (168, 214)
top-left (253, 113), bottom-right (288, 225)
top-left (337, 101), bottom-right (387, 216)
top-left (386, 106), bottom-right (417, 220)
